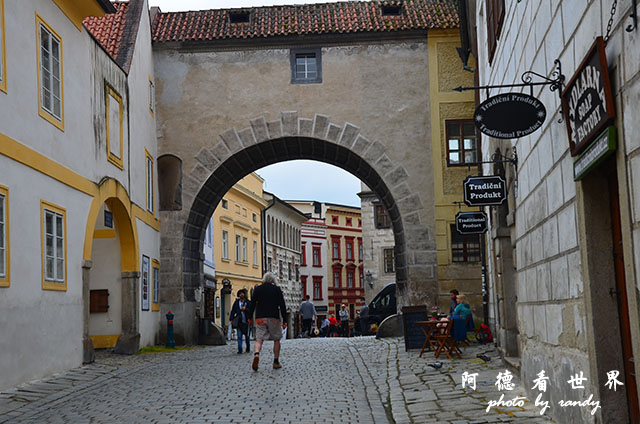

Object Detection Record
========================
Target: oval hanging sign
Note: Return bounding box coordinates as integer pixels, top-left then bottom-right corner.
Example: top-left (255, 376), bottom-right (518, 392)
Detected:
top-left (474, 92), bottom-right (546, 139)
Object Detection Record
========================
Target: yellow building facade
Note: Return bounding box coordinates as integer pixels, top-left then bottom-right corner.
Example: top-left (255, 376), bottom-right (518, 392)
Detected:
top-left (428, 30), bottom-right (483, 317)
top-left (211, 173), bottom-right (267, 327)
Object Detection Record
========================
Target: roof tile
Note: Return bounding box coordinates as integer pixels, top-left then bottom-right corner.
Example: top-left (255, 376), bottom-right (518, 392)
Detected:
top-left (83, 1), bottom-right (129, 61)
top-left (152, 0), bottom-right (458, 44)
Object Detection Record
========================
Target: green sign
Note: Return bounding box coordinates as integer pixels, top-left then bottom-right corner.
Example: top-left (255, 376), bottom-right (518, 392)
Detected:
top-left (573, 126), bottom-right (617, 181)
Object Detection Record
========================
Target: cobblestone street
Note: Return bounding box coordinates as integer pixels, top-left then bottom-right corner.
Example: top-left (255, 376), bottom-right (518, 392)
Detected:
top-left (0, 337), bottom-right (555, 423)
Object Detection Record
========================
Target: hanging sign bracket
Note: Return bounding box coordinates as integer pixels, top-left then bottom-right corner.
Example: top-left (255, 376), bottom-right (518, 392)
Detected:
top-left (454, 60), bottom-right (565, 123)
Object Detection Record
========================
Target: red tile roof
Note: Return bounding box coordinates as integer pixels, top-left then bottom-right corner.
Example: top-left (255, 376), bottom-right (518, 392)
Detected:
top-left (84, 2), bottom-right (129, 61)
top-left (152, 0), bottom-right (458, 44)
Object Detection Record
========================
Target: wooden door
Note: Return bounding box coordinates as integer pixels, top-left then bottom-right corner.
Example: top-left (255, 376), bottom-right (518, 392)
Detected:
top-left (606, 163), bottom-right (639, 422)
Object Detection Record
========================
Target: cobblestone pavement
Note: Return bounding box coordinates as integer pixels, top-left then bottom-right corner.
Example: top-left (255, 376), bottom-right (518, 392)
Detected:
top-left (0, 337), bottom-right (555, 424)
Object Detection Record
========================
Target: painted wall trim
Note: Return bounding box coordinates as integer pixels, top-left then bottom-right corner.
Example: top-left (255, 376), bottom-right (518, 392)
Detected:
top-left (0, 184), bottom-right (9, 287)
top-left (93, 228), bottom-right (115, 238)
top-left (89, 334), bottom-right (119, 349)
top-left (52, 0), bottom-right (106, 31)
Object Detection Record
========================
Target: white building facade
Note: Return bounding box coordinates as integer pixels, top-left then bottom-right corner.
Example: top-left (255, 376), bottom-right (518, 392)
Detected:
top-left (472, 1), bottom-right (640, 422)
top-left (0, 0), bottom-right (160, 391)
top-left (262, 192), bottom-right (306, 337)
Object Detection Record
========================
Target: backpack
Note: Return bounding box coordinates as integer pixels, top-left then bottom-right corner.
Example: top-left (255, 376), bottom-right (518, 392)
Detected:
top-left (475, 324), bottom-right (493, 343)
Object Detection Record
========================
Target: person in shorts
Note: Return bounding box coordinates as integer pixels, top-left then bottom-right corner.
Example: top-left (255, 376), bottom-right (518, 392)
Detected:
top-left (247, 272), bottom-right (288, 371)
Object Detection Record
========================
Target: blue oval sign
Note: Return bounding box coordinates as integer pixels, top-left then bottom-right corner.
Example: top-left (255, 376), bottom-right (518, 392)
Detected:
top-left (474, 92), bottom-right (546, 139)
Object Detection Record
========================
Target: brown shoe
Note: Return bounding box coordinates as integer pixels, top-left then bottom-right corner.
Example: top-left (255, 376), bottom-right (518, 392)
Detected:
top-left (252, 354), bottom-right (259, 371)
top-left (273, 360), bottom-right (282, 369)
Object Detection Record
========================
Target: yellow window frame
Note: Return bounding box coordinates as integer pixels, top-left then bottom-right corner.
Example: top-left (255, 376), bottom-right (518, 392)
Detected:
top-left (145, 149), bottom-right (154, 214)
top-left (152, 258), bottom-right (160, 311)
top-left (0, 185), bottom-right (9, 287)
top-left (105, 85), bottom-right (124, 169)
top-left (0, 0), bottom-right (7, 93)
top-left (35, 14), bottom-right (64, 131)
top-left (41, 200), bottom-right (67, 291)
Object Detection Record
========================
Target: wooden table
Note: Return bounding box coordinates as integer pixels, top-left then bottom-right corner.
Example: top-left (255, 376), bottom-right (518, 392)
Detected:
top-left (415, 320), bottom-right (439, 358)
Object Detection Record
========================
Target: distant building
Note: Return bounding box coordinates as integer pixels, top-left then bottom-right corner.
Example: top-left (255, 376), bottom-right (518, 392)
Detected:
top-left (358, 183), bottom-right (395, 304)
top-left (206, 173), bottom-right (267, 329)
top-left (262, 192), bottom-right (306, 338)
top-left (288, 201), bottom-right (329, 322)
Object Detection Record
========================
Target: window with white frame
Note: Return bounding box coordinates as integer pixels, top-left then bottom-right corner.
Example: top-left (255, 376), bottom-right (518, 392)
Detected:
top-left (222, 230), bottom-right (229, 259)
top-left (253, 240), bottom-right (258, 265)
top-left (38, 17), bottom-right (63, 125)
top-left (235, 235), bottom-right (241, 261)
top-left (146, 151), bottom-right (154, 213)
top-left (291, 48), bottom-right (322, 84)
top-left (242, 237), bottom-right (247, 262)
top-left (43, 204), bottom-right (65, 285)
top-left (152, 263), bottom-right (159, 305)
top-left (383, 248), bottom-right (395, 273)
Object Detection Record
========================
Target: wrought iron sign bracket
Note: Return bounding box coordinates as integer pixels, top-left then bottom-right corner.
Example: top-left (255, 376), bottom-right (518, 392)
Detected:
top-left (628, 0), bottom-right (638, 33)
top-left (453, 60), bottom-right (565, 123)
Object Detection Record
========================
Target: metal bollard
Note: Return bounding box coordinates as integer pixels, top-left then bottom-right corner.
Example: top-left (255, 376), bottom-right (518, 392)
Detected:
top-left (166, 310), bottom-right (175, 348)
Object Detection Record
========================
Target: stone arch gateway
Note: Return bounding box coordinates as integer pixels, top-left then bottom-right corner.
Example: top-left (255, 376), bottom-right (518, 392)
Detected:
top-left (159, 112), bottom-right (439, 344)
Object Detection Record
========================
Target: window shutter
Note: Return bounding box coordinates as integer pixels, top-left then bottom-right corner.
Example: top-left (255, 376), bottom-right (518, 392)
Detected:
top-left (90, 289), bottom-right (109, 313)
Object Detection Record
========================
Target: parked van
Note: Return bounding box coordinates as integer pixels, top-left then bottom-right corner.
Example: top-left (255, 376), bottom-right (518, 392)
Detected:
top-left (356, 283), bottom-right (396, 335)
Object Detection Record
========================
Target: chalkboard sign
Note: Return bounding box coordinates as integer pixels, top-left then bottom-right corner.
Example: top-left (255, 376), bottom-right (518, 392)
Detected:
top-left (402, 305), bottom-right (428, 351)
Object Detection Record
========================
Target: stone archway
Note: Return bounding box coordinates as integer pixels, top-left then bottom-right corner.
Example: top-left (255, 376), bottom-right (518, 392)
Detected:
top-left (159, 112), bottom-right (437, 344)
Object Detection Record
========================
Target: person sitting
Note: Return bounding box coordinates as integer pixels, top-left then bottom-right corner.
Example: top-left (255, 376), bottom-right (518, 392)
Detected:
top-left (451, 294), bottom-right (471, 320)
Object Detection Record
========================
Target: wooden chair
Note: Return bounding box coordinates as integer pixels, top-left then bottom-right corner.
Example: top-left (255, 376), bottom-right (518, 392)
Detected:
top-left (428, 319), bottom-right (462, 359)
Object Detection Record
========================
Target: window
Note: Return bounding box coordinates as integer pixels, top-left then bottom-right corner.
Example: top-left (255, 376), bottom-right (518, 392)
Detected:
top-left (235, 204), bottom-right (241, 215)
top-left (384, 248), bottom-right (395, 273)
top-left (359, 271), bottom-right (363, 288)
top-left (313, 277), bottom-right (322, 300)
top-left (358, 219), bottom-right (362, 227)
top-left (148, 78), bottom-right (154, 116)
top-left (242, 207), bottom-right (247, 217)
top-left (279, 260), bottom-right (283, 277)
top-left (486, 0), bottom-right (506, 63)
top-left (451, 225), bottom-right (481, 262)
top-left (235, 235), bottom-right (241, 261)
top-left (375, 204), bottom-right (390, 229)
top-left (252, 213), bottom-right (257, 223)
top-left (333, 269), bottom-right (341, 288)
top-left (331, 215), bottom-right (339, 225)
top-left (141, 255), bottom-right (150, 311)
top-left (152, 259), bottom-right (160, 311)
top-left (347, 270), bottom-right (354, 288)
top-left (346, 217), bottom-right (352, 226)
top-left (301, 275), bottom-right (308, 298)
top-left (267, 256), bottom-right (272, 272)
top-left (229, 11), bottom-right (250, 23)
top-left (301, 243), bottom-right (306, 266)
top-left (205, 220), bottom-right (212, 247)
top-left (0, 0), bottom-right (6, 93)
top-left (288, 262), bottom-right (292, 280)
top-left (381, 4), bottom-right (402, 16)
top-left (253, 240), bottom-right (258, 265)
top-left (358, 239), bottom-right (363, 261)
top-left (332, 237), bottom-right (341, 260)
top-left (242, 237), bottom-right (247, 262)
top-left (295, 265), bottom-right (299, 281)
top-left (312, 245), bottom-right (321, 267)
top-left (346, 238), bottom-right (354, 261)
top-left (37, 15), bottom-right (63, 129)
top-left (105, 85), bottom-right (124, 169)
top-left (291, 48), bottom-right (322, 84)
top-left (446, 120), bottom-right (477, 165)
top-left (222, 230), bottom-right (229, 259)
top-left (222, 199), bottom-right (229, 209)
top-left (42, 201), bottom-right (65, 290)
top-left (0, 186), bottom-right (8, 286)
top-left (145, 149), bottom-right (154, 213)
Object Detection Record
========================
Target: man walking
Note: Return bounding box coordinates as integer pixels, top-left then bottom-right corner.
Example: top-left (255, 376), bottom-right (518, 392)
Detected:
top-left (298, 295), bottom-right (317, 338)
top-left (248, 272), bottom-right (288, 371)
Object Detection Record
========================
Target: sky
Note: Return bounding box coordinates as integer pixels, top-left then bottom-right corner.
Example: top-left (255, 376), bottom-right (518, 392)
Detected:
top-left (255, 161), bottom-right (362, 207)
top-left (149, 0), bottom-right (363, 207)
top-left (149, 0), bottom-right (345, 11)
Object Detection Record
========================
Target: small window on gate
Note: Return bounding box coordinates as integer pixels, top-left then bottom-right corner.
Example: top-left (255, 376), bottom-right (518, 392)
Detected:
top-left (291, 48), bottom-right (322, 84)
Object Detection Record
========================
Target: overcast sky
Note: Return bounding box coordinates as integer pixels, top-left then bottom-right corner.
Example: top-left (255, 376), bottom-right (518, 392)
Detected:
top-left (149, 0), bottom-right (345, 11)
top-left (255, 161), bottom-right (362, 207)
top-left (149, 0), bottom-right (363, 207)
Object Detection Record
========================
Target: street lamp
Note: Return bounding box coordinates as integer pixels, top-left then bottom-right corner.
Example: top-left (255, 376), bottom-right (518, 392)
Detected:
top-left (365, 271), bottom-right (373, 288)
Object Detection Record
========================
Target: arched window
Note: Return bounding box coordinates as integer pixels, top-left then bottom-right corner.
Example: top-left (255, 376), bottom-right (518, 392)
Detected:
top-left (157, 155), bottom-right (182, 211)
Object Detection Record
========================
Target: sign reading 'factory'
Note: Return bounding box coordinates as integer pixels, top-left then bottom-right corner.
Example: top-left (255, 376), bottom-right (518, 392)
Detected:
top-left (561, 36), bottom-right (615, 157)
top-left (463, 176), bottom-right (507, 206)
top-left (455, 212), bottom-right (488, 235)
top-left (473, 92), bottom-right (546, 139)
